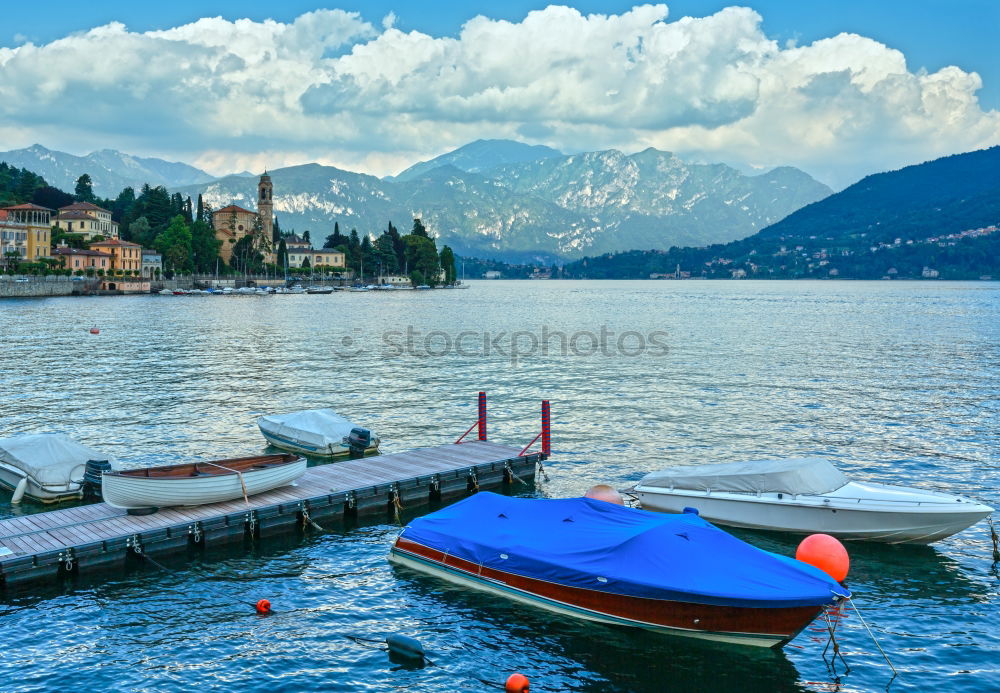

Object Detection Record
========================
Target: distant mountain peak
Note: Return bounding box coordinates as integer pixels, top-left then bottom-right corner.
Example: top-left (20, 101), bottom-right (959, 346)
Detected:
top-left (393, 138), bottom-right (564, 182)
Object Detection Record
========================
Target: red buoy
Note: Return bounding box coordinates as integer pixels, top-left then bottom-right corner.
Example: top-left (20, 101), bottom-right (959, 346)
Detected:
top-left (505, 673), bottom-right (530, 693)
top-left (796, 534), bottom-right (850, 582)
top-left (255, 599), bottom-right (271, 614)
top-left (89, 327), bottom-right (100, 335)
top-left (584, 484), bottom-right (624, 505)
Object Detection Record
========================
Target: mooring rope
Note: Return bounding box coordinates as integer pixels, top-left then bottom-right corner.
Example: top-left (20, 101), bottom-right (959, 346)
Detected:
top-left (987, 515), bottom-right (1000, 563)
top-left (848, 598), bottom-right (897, 677)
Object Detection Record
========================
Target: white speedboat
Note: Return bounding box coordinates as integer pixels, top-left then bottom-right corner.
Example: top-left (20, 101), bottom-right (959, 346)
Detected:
top-left (306, 286), bottom-right (334, 294)
top-left (257, 408), bottom-right (380, 457)
top-left (102, 453), bottom-right (305, 510)
top-left (632, 457), bottom-right (994, 544)
top-left (0, 433), bottom-right (116, 503)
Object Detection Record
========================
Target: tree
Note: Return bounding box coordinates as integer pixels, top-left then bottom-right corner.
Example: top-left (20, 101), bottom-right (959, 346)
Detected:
top-left (31, 185), bottom-right (73, 210)
top-left (302, 256), bottom-right (311, 269)
top-left (404, 234), bottom-right (440, 284)
top-left (190, 220), bottom-right (221, 273)
top-left (412, 218), bottom-right (428, 238)
top-left (303, 230), bottom-right (311, 245)
top-left (128, 216), bottom-right (155, 247)
top-left (272, 215), bottom-right (281, 245)
top-left (439, 245), bottom-right (457, 284)
top-left (230, 234), bottom-right (263, 274)
top-left (361, 235), bottom-right (376, 275)
top-left (276, 237), bottom-right (288, 270)
top-left (409, 269), bottom-right (425, 286)
top-left (196, 194), bottom-right (205, 223)
top-left (375, 232), bottom-right (399, 274)
top-left (324, 221), bottom-right (347, 249)
top-left (155, 215), bottom-right (194, 274)
top-left (74, 174), bottom-right (95, 203)
top-left (112, 187), bottom-right (136, 226)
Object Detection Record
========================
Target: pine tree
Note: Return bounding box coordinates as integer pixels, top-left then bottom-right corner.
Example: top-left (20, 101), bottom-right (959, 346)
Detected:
top-left (74, 174), bottom-right (95, 203)
top-left (196, 194), bottom-right (205, 223)
top-left (412, 218), bottom-right (428, 238)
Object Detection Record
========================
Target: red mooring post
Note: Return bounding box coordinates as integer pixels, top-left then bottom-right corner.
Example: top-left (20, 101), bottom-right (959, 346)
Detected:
top-left (478, 391), bottom-right (487, 441)
top-left (541, 400), bottom-right (551, 455)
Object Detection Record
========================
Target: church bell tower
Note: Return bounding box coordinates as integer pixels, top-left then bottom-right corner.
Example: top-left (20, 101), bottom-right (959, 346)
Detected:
top-left (258, 172), bottom-right (273, 243)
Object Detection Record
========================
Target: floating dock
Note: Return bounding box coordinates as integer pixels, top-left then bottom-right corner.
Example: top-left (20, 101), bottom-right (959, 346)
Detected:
top-left (0, 440), bottom-right (543, 589)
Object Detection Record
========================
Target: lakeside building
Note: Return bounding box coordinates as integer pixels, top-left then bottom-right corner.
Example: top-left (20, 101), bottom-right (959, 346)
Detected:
top-left (51, 247), bottom-right (111, 273)
top-left (1, 203), bottom-right (53, 261)
top-left (211, 173), bottom-right (273, 264)
top-left (286, 246), bottom-right (346, 270)
top-left (54, 202), bottom-right (119, 240)
top-left (89, 238), bottom-right (148, 292)
top-left (141, 249), bottom-right (162, 279)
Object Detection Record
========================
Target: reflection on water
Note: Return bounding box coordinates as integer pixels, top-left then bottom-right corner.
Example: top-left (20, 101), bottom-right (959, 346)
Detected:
top-left (1, 281), bottom-right (999, 692)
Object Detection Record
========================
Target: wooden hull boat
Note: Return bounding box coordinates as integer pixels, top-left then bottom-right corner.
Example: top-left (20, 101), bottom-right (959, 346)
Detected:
top-left (389, 493), bottom-right (849, 648)
top-left (101, 453), bottom-right (306, 510)
top-left (632, 457), bottom-right (994, 544)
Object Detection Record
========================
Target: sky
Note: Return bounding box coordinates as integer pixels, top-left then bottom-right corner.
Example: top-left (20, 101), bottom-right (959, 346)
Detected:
top-left (1, 1), bottom-right (998, 189)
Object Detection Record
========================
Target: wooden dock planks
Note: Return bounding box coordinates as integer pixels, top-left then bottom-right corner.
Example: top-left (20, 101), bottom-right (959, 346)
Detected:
top-left (0, 440), bottom-right (540, 588)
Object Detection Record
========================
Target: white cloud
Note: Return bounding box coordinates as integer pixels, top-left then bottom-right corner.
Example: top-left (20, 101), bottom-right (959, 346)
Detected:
top-left (0, 4), bottom-right (997, 187)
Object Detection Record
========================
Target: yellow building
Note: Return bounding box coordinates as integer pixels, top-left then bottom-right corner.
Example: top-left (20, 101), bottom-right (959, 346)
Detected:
top-left (211, 173), bottom-right (275, 265)
top-left (212, 204), bottom-right (258, 264)
top-left (287, 248), bottom-right (346, 269)
top-left (1, 203), bottom-right (53, 261)
top-left (54, 202), bottom-right (119, 240)
top-left (89, 238), bottom-right (147, 293)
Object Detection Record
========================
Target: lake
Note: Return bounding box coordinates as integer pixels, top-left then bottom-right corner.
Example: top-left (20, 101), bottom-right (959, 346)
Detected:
top-left (1, 280), bottom-right (998, 692)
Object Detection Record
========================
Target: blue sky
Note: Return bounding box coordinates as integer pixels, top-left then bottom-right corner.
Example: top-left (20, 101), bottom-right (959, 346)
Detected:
top-left (1, 2), bottom-right (997, 187)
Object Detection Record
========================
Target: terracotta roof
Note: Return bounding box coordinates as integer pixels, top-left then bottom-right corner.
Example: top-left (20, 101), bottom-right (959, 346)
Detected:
top-left (89, 239), bottom-right (141, 248)
top-left (213, 204), bottom-right (256, 215)
top-left (56, 210), bottom-right (98, 220)
top-left (2, 203), bottom-right (54, 212)
top-left (52, 247), bottom-right (106, 256)
top-left (59, 202), bottom-right (110, 213)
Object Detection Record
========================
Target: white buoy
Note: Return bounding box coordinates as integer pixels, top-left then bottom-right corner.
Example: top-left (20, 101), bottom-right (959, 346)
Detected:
top-left (11, 476), bottom-right (28, 504)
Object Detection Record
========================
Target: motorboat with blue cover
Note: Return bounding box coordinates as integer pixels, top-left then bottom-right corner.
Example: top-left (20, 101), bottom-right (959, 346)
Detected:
top-left (389, 492), bottom-right (850, 647)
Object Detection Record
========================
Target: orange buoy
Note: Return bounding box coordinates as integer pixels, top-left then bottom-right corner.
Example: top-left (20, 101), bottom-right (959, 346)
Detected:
top-left (89, 327), bottom-right (100, 335)
top-left (584, 484), bottom-right (624, 505)
top-left (255, 599), bottom-right (271, 614)
top-left (796, 534), bottom-right (850, 582)
top-left (505, 673), bottom-right (530, 693)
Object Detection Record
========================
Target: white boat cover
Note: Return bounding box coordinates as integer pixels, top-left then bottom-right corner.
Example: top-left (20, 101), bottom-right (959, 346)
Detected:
top-left (0, 433), bottom-right (115, 485)
top-left (639, 457), bottom-right (849, 496)
top-left (257, 409), bottom-right (375, 452)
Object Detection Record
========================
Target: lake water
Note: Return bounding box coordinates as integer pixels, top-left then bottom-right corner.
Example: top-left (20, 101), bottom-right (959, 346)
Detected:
top-left (1, 280), bottom-right (998, 692)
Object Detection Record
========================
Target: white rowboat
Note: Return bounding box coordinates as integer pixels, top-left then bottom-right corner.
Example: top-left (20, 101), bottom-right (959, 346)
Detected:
top-left (101, 453), bottom-right (306, 510)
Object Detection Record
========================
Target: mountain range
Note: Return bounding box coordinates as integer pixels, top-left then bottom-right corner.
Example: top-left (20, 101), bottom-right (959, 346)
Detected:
top-left (0, 144), bottom-right (216, 196)
top-left (560, 146), bottom-right (1000, 280)
top-left (175, 140), bottom-right (832, 261)
top-left (1, 139), bottom-right (832, 261)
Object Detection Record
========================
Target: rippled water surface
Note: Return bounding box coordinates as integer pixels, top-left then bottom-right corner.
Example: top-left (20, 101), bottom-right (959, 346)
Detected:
top-left (1, 280), bottom-right (998, 692)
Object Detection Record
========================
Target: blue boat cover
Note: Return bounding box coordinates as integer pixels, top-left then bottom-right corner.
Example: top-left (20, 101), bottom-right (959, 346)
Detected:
top-left (399, 493), bottom-right (850, 608)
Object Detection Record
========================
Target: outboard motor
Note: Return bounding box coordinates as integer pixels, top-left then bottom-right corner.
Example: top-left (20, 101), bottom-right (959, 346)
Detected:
top-left (346, 428), bottom-right (372, 457)
top-left (82, 459), bottom-right (112, 499)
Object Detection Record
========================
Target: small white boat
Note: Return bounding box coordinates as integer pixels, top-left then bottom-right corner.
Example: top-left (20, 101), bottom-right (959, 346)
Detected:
top-left (158, 289), bottom-right (173, 295)
top-left (257, 408), bottom-right (380, 457)
top-left (416, 285), bottom-right (431, 290)
top-left (0, 433), bottom-right (116, 503)
top-left (306, 286), bottom-right (334, 294)
top-left (632, 457), bottom-right (994, 544)
top-left (101, 453), bottom-right (306, 510)
top-left (348, 285), bottom-right (369, 292)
